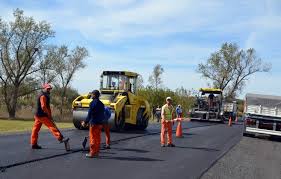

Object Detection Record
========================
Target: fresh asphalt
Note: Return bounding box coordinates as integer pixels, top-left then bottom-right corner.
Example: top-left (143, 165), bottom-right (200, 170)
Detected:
top-left (0, 121), bottom-right (243, 179)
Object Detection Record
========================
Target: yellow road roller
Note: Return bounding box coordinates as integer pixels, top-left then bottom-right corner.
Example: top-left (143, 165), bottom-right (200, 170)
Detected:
top-left (72, 71), bottom-right (151, 131)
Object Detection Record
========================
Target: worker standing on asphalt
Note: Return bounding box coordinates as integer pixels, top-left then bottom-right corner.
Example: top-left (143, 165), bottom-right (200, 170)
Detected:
top-left (82, 90), bottom-right (104, 158)
top-left (103, 106), bottom-right (111, 149)
top-left (155, 106), bottom-right (161, 123)
top-left (31, 83), bottom-right (69, 149)
top-left (161, 97), bottom-right (175, 147)
top-left (176, 105), bottom-right (183, 118)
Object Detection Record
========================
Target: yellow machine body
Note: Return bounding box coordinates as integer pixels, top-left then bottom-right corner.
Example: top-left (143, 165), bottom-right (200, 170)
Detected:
top-left (72, 71), bottom-right (151, 131)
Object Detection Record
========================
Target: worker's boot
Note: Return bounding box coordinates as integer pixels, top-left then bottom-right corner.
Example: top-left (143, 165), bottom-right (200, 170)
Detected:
top-left (32, 144), bottom-right (42, 149)
top-left (59, 137), bottom-right (69, 143)
top-left (167, 143), bottom-right (175, 147)
top-left (161, 144), bottom-right (165, 147)
top-left (86, 153), bottom-right (99, 158)
top-left (105, 145), bottom-right (111, 149)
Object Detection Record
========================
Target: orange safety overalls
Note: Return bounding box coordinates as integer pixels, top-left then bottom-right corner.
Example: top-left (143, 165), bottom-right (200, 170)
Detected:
top-left (31, 93), bottom-right (63, 145)
top-left (89, 124), bottom-right (102, 156)
top-left (102, 123), bottom-right (110, 146)
top-left (161, 104), bottom-right (174, 145)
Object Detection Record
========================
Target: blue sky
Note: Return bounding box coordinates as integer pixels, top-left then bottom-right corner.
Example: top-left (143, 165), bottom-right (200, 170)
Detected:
top-left (1, 0), bottom-right (281, 98)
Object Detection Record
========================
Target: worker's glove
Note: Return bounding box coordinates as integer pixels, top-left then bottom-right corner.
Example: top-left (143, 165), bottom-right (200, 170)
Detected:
top-left (81, 121), bottom-right (87, 128)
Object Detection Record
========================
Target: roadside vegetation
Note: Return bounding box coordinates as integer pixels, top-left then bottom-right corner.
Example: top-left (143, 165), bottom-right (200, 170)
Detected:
top-left (0, 119), bottom-right (73, 134)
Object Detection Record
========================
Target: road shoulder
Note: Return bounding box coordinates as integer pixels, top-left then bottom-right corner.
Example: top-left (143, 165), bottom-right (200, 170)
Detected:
top-left (202, 136), bottom-right (281, 179)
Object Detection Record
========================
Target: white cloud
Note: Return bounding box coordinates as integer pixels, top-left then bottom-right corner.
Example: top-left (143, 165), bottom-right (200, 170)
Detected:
top-left (1, 0), bottom-right (281, 97)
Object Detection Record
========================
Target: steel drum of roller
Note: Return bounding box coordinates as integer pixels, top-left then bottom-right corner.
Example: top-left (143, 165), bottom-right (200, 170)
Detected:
top-left (73, 108), bottom-right (117, 130)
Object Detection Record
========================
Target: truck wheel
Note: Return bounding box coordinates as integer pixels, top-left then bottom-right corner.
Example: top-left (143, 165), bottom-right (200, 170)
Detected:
top-left (243, 132), bottom-right (254, 137)
top-left (136, 108), bottom-right (149, 130)
top-left (115, 109), bottom-right (125, 131)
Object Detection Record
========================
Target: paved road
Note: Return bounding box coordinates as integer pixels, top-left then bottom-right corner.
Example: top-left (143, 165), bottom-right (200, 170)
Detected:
top-left (0, 121), bottom-right (243, 179)
top-left (202, 136), bottom-right (281, 179)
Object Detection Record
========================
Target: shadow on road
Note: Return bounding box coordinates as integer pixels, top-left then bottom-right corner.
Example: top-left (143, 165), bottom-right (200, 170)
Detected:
top-left (99, 156), bottom-right (164, 162)
top-left (112, 147), bottom-right (150, 153)
top-left (182, 133), bottom-right (196, 136)
top-left (244, 135), bottom-right (281, 143)
top-left (175, 146), bottom-right (219, 152)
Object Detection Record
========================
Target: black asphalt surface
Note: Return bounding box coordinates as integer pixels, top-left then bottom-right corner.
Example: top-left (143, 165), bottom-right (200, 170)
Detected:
top-left (0, 121), bottom-right (243, 179)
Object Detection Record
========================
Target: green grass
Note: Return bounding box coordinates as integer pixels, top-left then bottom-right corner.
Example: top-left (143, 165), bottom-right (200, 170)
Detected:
top-left (0, 119), bottom-right (74, 134)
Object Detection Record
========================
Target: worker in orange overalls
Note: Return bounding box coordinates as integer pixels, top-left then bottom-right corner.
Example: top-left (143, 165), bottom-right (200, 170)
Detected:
top-left (30, 83), bottom-right (69, 149)
top-left (161, 97), bottom-right (175, 147)
top-left (103, 106), bottom-right (111, 149)
top-left (82, 90), bottom-right (104, 158)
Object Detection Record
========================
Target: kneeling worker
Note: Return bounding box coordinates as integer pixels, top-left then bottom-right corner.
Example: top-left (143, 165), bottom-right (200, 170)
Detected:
top-left (82, 90), bottom-right (104, 158)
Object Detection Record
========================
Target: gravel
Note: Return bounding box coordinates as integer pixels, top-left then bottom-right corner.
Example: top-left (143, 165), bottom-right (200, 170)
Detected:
top-left (202, 136), bottom-right (281, 179)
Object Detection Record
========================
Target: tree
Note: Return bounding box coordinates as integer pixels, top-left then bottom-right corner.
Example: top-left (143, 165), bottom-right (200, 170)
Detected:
top-left (0, 9), bottom-right (54, 118)
top-left (46, 45), bottom-right (88, 119)
top-left (38, 48), bottom-right (58, 84)
top-left (136, 74), bottom-right (144, 90)
top-left (198, 42), bottom-right (271, 99)
top-left (148, 64), bottom-right (164, 90)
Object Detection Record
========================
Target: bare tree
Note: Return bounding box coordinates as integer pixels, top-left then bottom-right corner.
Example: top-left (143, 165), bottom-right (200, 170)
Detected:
top-left (0, 9), bottom-right (54, 118)
top-left (198, 42), bottom-right (271, 99)
top-left (38, 48), bottom-right (58, 84)
top-left (148, 64), bottom-right (164, 90)
top-left (136, 74), bottom-right (144, 90)
top-left (47, 45), bottom-right (89, 119)
top-left (198, 43), bottom-right (240, 91)
top-left (227, 48), bottom-right (271, 98)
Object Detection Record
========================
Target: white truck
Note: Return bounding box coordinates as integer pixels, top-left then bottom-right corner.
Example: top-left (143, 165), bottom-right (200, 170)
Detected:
top-left (222, 101), bottom-right (238, 121)
top-left (243, 93), bottom-right (281, 137)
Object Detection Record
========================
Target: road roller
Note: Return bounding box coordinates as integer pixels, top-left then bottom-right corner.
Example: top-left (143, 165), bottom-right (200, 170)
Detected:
top-left (72, 71), bottom-right (151, 131)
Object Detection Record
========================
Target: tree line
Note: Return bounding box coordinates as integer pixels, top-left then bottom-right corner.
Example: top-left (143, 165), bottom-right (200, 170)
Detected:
top-left (0, 9), bottom-right (271, 120)
top-left (138, 43), bottom-right (271, 116)
top-left (0, 9), bottom-right (88, 119)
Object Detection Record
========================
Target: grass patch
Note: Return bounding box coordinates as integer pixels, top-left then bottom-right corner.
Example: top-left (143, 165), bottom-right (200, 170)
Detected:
top-left (0, 119), bottom-right (74, 134)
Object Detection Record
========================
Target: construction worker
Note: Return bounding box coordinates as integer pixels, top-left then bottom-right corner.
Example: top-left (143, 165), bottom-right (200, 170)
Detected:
top-left (176, 105), bottom-right (183, 118)
top-left (161, 97), bottom-right (175, 147)
top-left (208, 93), bottom-right (215, 108)
top-left (82, 90), bottom-right (104, 158)
top-left (103, 106), bottom-right (111, 149)
top-left (30, 83), bottom-right (69, 149)
top-left (155, 106), bottom-right (161, 123)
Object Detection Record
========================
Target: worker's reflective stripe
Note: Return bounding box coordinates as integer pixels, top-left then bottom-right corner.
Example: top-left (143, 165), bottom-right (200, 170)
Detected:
top-left (163, 105), bottom-right (173, 121)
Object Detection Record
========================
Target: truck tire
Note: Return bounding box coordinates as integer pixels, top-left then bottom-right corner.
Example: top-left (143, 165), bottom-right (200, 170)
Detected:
top-left (243, 132), bottom-right (254, 137)
top-left (115, 109), bottom-right (125, 131)
top-left (136, 108), bottom-right (149, 130)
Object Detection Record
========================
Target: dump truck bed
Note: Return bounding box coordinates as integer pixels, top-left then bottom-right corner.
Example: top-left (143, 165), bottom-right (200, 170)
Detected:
top-left (244, 93), bottom-right (281, 136)
top-left (245, 93), bottom-right (281, 117)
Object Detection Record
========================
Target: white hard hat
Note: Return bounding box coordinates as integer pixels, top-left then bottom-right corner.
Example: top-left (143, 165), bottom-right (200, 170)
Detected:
top-left (166, 97), bottom-right (172, 101)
